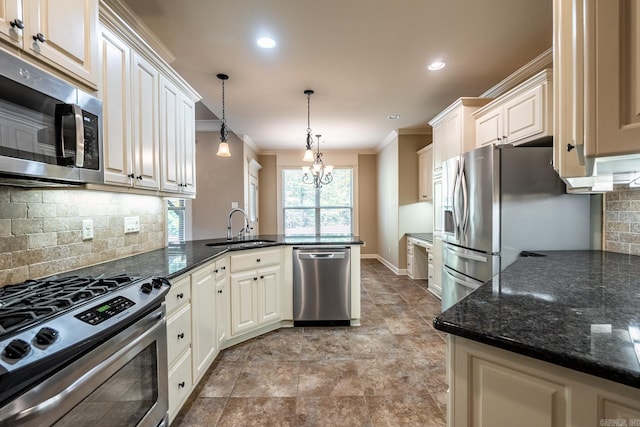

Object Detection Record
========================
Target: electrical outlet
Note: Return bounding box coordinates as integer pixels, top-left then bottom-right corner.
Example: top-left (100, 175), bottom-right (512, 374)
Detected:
top-left (82, 219), bottom-right (94, 240)
top-left (124, 216), bottom-right (140, 234)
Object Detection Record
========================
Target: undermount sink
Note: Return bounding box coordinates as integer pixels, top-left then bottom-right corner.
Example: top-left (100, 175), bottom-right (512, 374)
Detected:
top-left (205, 239), bottom-right (276, 249)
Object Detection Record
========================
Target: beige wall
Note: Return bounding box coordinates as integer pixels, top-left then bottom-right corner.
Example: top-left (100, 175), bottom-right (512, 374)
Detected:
top-left (604, 187), bottom-right (640, 255)
top-left (191, 131), bottom-right (245, 239)
top-left (258, 154), bottom-right (277, 234)
top-left (0, 187), bottom-right (164, 286)
top-left (358, 154), bottom-right (377, 255)
top-left (377, 137), bottom-right (399, 266)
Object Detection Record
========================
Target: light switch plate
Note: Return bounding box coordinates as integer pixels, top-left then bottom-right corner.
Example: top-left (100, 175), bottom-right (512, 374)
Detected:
top-left (124, 216), bottom-right (140, 234)
top-left (82, 219), bottom-right (94, 240)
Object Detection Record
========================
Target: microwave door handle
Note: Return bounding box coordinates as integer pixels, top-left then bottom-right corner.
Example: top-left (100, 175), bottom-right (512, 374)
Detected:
top-left (72, 104), bottom-right (85, 167)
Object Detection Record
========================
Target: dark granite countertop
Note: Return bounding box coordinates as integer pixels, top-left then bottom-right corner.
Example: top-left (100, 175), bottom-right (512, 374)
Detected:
top-left (59, 234), bottom-right (363, 280)
top-left (434, 250), bottom-right (640, 389)
top-left (406, 233), bottom-right (433, 243)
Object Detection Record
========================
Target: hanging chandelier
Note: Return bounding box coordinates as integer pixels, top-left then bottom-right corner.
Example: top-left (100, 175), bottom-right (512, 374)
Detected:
top-left (300, 89), bottom-right (333, 188)
top-left (302, 134), bottom-right (333, 188)
top-left (216, 73), bottom-right (231, 157)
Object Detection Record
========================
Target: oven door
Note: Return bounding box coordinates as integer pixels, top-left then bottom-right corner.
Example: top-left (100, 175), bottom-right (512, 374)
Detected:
top-left (0, 306), bottom-right (168, 427)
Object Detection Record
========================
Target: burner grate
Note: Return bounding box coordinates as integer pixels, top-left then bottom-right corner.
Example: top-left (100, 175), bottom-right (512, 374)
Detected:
top-left (0, 275), bottom-right (138, 338)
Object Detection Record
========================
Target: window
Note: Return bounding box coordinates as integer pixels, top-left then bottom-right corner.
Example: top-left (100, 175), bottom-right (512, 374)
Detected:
top-left (283, 168), bottom-right (353, 236)
top-left (167, 198), bottom-right (186, 244)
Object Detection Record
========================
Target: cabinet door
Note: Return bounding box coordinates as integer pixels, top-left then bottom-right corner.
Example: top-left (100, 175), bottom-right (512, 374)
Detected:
top-left (431, 236), bottom-right (443, 298)
top-left (215, 278), bottom-right (228, 349)
top-left (432, 122), bottom-right (444, 175)
top-left (590, 0), bottom-right (640, 157)
top-left (191, 266), bottom-right (216, 383)
top-left (159, 75), bottom-right (181, 192)
top-left (0, 0), bottom-right (21, 46)
top-left (179, 95), bottom-right (196, 194)
top-left (231, 270), bottom-right (258, 335)
top-left (24, 0), bottom-right (98, 87)
top-left (257, 265), bottom-right (280, 325)
top-left (475, 108), bottom-right (502, 148)
top-left (418, 147), bottom-right (433, 201)
top-left (433, 179), bottom-right (443, 234)
top-left (443, 108), bottom-right (462, 163)
top-left (131, 52), bottom-right (160, 190)
top-left (503, 85), bottom-right (544, 144)
top-left (99, 26), bottom-right (133, 186)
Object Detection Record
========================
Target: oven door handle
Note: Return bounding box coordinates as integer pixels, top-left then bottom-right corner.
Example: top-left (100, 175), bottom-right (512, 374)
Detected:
top-left (0, 307), bottom-right (167, 427)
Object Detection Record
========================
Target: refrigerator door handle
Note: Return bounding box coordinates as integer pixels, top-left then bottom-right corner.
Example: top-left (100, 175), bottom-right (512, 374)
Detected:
top-left (460, 167), bottom-right (469, 237)
top-left (443, 265), bottom-right (483, 290)
top-left (452, 159), bottom-right (462, 239)
top-left (445, 244), bottom-right (489, 263)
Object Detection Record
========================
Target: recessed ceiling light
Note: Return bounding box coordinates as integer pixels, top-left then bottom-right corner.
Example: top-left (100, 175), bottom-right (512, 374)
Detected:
top-left (387, 114), bottom-right (400, 120)
top-left (256, 37), bottom-right (276, 48)
top-left (428, 61), bottom-right (446, 71)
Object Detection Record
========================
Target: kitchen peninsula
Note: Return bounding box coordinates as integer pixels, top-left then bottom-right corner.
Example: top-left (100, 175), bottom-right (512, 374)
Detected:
top-left (434, 250), bottom-right (640, 426)
top-left (65, 234), bottom-right (363, 421)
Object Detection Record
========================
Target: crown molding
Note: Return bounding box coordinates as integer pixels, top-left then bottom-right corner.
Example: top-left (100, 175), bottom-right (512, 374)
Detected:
top-left (480, 47), bottom-right (553, 98)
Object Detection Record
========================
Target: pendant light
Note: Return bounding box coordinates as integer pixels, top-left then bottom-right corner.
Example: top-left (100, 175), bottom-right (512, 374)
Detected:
top-left (216, 73), bottom-right (231, 157)
top-left (302, 90), bottom-right (315, 162)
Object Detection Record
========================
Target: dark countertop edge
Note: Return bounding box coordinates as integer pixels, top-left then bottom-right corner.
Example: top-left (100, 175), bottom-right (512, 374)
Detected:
top-left (433, 317), bottom-right (640, 390)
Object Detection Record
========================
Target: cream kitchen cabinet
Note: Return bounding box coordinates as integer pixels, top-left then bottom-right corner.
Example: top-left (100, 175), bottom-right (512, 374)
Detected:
top-left (159, 75), bottom-right (196, 195)
top-left (417, 145), bottom-right (433, 201)
top-left (215, 258), bottom-right (229, 349)
top-left (230, 248), bottom-right (281, 336)
top-left (165, 275), bottom-right (192, 423)
top-left (190, 263), bottom-right (217, 385)
top-left (429, 98), bottom-right (491, 172)
top-left (99, 24), bottom-right (160, 190)
top-left (474, 70), bottom-right (552, 148)
top-left (449, 336), bottom-right (640, 427)
top-left (407, 237), bottom-right (429, 280)
top-left (553, 0), bottom-right (640, 186)
top-left (430, 236), bottom-right (443, 299)
top-left (0, 0), bottom-right (98, 88)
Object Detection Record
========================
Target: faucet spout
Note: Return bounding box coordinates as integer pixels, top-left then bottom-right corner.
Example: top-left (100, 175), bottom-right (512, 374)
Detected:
top-left (227, 208), bottom-right (250, 240)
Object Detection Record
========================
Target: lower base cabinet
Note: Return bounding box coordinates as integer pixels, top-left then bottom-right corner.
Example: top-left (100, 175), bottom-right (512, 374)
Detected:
top-left (449, 336), bottom-right (640, 426)
top-left (230, 264), bottom-right (280, 336)
top-left (190, 264), bottom-right (216, 385)
top-left (167, 348), bottom-right (192, 420)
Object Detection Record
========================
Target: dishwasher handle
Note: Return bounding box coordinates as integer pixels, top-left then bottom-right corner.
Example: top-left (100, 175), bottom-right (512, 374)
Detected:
top-left (298, 252), bottom-right (346, 260)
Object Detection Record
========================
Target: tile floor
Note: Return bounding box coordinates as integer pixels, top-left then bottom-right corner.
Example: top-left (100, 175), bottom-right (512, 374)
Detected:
top-left (173, 258), bottom-right (447, 426)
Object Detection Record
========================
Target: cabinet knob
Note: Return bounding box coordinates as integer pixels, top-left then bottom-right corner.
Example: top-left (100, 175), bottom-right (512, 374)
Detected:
top-left (496, 137), bottom-right (502, 141)
top-left (256, 258), bottom-right (261, 263)
top-left (214, 269), bottom-right (218, 273)
top-left (33, 33), bottom-right (46, 43)
top-left (260, 275), bottom-right (264, 279)
top-left (177, 332), bottom-right (185, 339)
top-left (253, 277), bottom-right (258, 281)
top-left (178, 381), bottom-right (185, 388)
top-left (136, 175), bottom-right (143, 180)
top-left (177, 292), bottom-right (184, 299)
top-left (10, 19), bottom-right (24, 30)
top-left (127, 173), bottom-right (135, 179)
top-left (567, 143), bottom-right (575, 152)
top-left (221, 266), bottom-right (226, 270)
top-left (218, 289), bottom-right (223, 294)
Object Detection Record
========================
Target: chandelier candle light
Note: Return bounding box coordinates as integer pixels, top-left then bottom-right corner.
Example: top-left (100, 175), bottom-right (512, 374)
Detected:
top-left (216, 73), bottom-right (231, 157)
top-left (301, 90), bottom-right (333, 188)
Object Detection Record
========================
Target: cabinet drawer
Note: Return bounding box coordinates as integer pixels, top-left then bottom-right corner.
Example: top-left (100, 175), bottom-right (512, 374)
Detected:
top-left (168, 348), bottom-right (192, 421)
top-left (166, 276), bottom-right (191, 315)
top-left (407, 244), bottom-right (414, 256)
top-left (230, 248), bottom-right (281, 272)
top-left (214, 257), bottom-right (228, 281)
top-left (167, 303), bottom-right (191, 364)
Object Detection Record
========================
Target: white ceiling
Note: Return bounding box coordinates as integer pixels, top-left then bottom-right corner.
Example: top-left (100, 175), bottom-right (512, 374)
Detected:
top-left (120, 0), bottom-right (553, 152)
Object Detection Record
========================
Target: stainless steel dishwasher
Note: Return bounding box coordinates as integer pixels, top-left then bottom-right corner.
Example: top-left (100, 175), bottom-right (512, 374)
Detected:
top-left (293, 247), bottom-right (351, 326)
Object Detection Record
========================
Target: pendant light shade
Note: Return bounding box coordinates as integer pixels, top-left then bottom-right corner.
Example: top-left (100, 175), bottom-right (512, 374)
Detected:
top-left (216, 73), bottom-right (231, 157)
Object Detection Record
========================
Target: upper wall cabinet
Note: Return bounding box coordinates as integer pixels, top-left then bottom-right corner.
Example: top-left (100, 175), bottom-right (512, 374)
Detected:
top-left (417, 145), bottom-right (433, 201)
top-left (429, 98), bottom-right (492, 174)
top-left (553, 0), bottom-right (640, 183)
top-left (473, 70), bottom-right (552, 148)
top-left (0, 0), bottom-right (98, 88)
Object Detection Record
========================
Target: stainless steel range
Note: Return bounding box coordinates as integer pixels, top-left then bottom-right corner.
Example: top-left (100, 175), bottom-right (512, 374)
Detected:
top-left (0, 274), bottom-right (170, 426)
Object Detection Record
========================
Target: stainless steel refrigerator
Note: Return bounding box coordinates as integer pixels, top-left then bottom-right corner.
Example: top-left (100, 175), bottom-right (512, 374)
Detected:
top-left (441, 144), bottom-right (592, 311)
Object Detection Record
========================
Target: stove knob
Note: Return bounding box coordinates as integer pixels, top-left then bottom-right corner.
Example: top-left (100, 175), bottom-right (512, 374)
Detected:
top-left (3, 339), bottom-right (30, 360)
top-left (35, 327), bottom-right (59, 346)
top-left (140, 282), bottom-right (153, 294)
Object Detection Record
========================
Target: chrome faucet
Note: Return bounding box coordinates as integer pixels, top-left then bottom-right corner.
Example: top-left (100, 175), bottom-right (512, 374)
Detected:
top-left (227, 208), bottom-right (250, 240)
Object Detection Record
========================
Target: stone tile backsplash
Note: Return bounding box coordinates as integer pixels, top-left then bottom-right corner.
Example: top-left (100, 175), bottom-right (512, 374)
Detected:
top-left (0, 187), bottom-right (165, 286)
top-left (604, 187), bottom-right (640, 255)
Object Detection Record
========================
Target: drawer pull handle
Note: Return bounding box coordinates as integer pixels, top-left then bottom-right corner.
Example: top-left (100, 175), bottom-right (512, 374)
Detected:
top-left (177, 332), bottom-right (185, 339)
top-left (177, 293), bottom-right (184, 299)
top-left (178, 381), bottom-right (185, 388)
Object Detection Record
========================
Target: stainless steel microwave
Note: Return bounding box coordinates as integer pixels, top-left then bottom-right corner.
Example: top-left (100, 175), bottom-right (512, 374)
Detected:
top-left (0, 50), bottom-right (103, 186)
